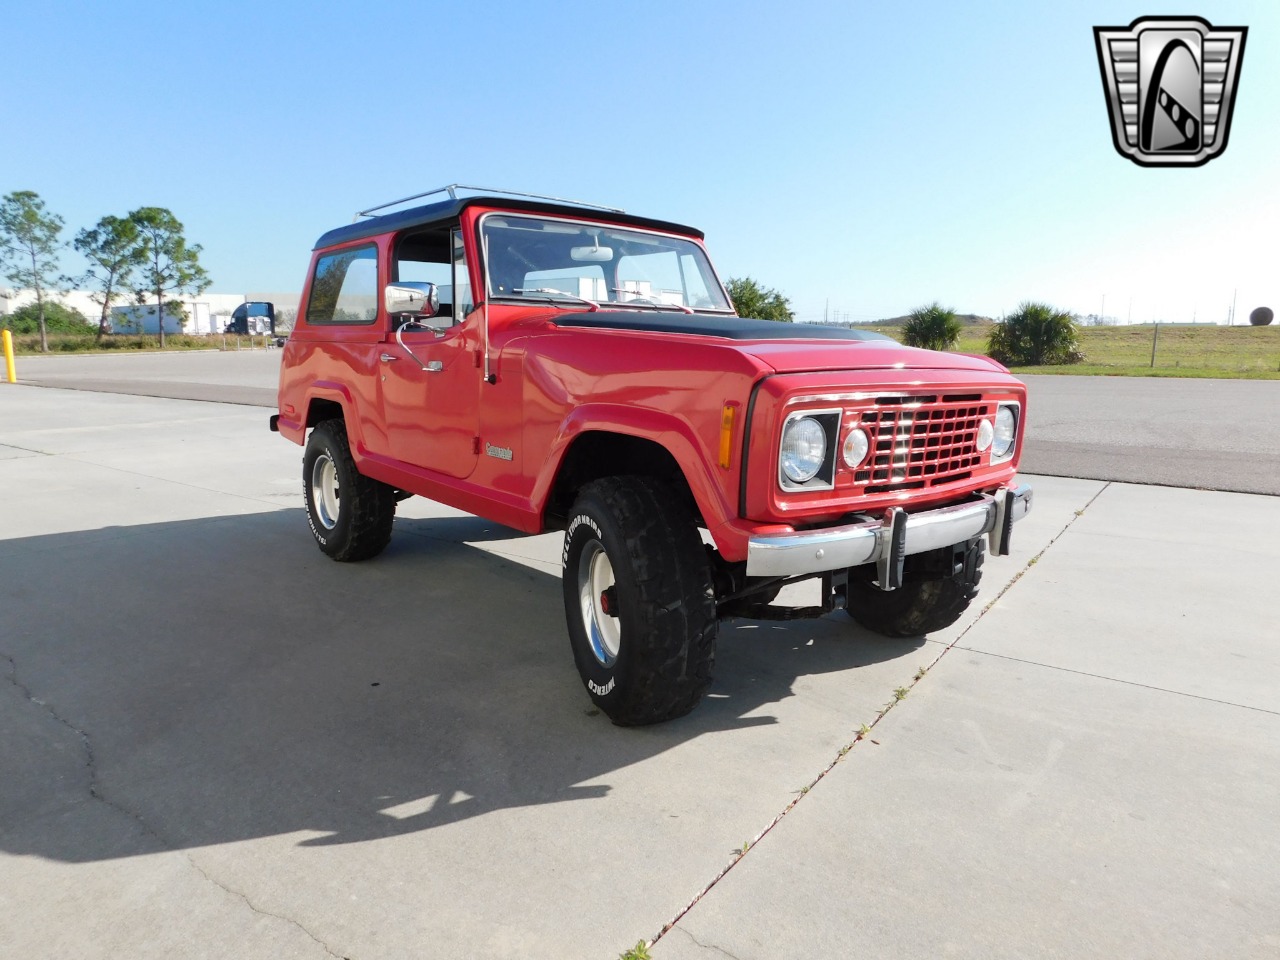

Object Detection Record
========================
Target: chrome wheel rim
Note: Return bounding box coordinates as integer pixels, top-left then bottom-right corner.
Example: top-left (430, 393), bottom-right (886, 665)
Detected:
top-left (310, 453), bottom-right (340, 530)
top-left (578, 540), bottom-right (621, 668)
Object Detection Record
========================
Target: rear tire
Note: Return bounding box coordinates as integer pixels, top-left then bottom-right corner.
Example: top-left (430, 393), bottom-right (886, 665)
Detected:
top-left (845, 539), bottom-right (984, 638)
top-left (303, 420), bottom-right (395, 562)
top-left (562, 477), bottom-right (717, 726)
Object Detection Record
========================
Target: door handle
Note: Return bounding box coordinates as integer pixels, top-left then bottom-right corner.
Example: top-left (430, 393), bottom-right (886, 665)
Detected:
top-left (380, 353), bottom-right (398, 363)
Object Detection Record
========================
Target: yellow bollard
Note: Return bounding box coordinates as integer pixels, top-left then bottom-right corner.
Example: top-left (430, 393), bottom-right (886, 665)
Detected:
top-left (2, 329), bottom-right (15, 384)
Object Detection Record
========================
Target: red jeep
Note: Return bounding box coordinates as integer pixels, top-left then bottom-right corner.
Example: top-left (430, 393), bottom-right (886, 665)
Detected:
top-left (272, 185), bottom-right (1032, 725)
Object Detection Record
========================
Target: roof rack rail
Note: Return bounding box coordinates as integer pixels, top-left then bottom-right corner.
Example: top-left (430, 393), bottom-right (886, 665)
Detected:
top-left (353, 184), bottom-right (625, 221)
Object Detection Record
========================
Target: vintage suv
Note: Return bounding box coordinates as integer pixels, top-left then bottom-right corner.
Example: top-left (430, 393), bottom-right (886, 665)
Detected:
top-left (272, 185), bottom-right (1032, 725)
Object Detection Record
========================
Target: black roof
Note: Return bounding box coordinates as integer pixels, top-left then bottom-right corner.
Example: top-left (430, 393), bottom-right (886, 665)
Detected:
top-left (314, 196), bottom-right (704, 250)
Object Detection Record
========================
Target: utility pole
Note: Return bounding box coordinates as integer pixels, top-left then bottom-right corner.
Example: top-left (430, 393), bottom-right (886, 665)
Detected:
top-left (1229, 288), bottom-right (1237, 326)
top-left (1100, 293), bottom-right (1106, 326)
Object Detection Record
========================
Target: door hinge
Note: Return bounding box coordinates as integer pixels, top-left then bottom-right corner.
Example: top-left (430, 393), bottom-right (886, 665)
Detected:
top-left (472, 436), bottom-right (481, 455)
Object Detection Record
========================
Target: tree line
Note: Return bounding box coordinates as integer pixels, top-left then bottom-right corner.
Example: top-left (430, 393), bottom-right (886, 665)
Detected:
top-left (0, 190), bottom-right (209, 352)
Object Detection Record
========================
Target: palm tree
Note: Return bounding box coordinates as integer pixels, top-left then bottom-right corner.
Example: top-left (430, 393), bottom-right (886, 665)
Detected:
top-left (988, 301), bottom-right (1083, 366)
top-left (902, 302), bottom-right (961, 351)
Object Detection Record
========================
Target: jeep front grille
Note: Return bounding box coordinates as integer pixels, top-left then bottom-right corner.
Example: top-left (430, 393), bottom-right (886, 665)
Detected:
top-left (852, 397), bottom-right (992, 490)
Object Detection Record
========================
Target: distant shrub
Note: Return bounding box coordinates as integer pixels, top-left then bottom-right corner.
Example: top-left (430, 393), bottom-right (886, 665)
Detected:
top-left (902, 302), bottom-right (961, 351)
top-left (988, 302), bottom-right (1084, 366)
top-left (3, 301), bottom-right (93, 334)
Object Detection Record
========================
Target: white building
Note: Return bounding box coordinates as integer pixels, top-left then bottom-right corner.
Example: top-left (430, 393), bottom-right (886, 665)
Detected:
top-left (0, 288), bottom-right (299, 335)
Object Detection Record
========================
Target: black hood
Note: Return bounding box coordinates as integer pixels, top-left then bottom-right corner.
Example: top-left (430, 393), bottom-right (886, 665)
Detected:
top-left (552, 312), bottom-right (894, 342)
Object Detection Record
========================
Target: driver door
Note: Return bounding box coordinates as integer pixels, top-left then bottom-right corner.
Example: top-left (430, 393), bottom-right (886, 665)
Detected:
top-left (377, 229), bottom-right (480, 480)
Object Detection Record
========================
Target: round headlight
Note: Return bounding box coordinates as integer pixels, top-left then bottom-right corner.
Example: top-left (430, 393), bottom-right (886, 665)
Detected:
top-left (976, 419), bottom-right (994, 452)
top-left (780, 417), bottom-right (827, 484)
top-left (993, 406), bottom-right (1016, 458)
top-left (842, 428), bottom-right (869, 467)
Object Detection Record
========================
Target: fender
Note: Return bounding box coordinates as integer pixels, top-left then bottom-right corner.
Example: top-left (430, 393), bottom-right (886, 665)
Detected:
top-left (534, 402), bottom-right (739, 541)
top-left (287, 381), bottom-right (365, 452)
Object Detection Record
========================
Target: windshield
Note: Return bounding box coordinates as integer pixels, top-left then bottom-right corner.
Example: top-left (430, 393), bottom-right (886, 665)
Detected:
top-left (481, 214), bottom-right (732, 312)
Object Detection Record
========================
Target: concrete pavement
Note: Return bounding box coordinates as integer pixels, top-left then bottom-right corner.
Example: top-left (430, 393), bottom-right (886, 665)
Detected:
top-left (2, 384), bottom-right (1278, 959)
top-left (653, 482), bottom-right (1280, 958)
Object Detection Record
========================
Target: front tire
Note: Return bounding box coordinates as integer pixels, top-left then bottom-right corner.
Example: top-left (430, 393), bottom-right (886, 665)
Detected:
top-left (562, 477), bottom-right (717, 726)
top-left (303, 419), bottom-right (395, 562)
top-left (845, 538), bottom-right (985, 638)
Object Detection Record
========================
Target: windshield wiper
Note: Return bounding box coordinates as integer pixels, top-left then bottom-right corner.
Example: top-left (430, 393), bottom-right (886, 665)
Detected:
top-left (512, 288), bottom-right (600, 312)
top-left (608, 290), bottom-right (695, 314)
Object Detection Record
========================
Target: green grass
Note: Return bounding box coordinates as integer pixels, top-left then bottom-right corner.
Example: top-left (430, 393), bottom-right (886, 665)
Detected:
top-left (8, 333), bottom-right (274, 355)
top-left (861, 321), bottom-right (1280, 380)
top-left (11, 321), bottom-right (1279, 378)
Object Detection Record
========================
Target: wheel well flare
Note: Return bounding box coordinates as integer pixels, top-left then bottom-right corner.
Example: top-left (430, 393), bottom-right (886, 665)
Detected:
top-left (549, 432), bottom-right (696, 525)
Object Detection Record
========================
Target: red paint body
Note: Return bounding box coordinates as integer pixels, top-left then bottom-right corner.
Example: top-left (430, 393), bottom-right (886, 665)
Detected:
top-left (276, 200), bottom-right (1026, 564)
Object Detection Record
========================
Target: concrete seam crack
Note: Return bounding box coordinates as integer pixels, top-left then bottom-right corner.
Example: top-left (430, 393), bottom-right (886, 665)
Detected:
top-left (177, 855), bottom-right (349, 960)
top-left (672, 926), bottom-right (744, 959)
top-left (649, 482), bottom-right (1113, 949)
top-left (2, 652), bottom-right (349, 960)
top-left (951, 647), bottom-right (1280, 716)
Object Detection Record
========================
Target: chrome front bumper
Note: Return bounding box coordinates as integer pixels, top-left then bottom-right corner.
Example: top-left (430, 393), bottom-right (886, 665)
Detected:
top-left (745, 484), bottom-right (1033, 579)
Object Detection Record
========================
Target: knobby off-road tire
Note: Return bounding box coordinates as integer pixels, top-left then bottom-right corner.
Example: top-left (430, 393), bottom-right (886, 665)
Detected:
top-left (303, 419), bottom-right (396, 562)
top-left (845, 539), bottom-right (985, 638)
top-left (562, 477), bottom-right (717, 726)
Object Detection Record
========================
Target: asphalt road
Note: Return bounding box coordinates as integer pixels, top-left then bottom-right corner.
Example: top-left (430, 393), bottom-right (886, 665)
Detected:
top-left (13, 351), bottom-right (1280, 495)
top-left (1020, 374), bottom-right (1280, 495)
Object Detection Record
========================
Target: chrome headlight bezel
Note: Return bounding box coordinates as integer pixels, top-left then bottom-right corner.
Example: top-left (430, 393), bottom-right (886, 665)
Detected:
top-left (778, 409), bottom-right (840, 491)
top-left (991, 402), bottom-right (1019, 462)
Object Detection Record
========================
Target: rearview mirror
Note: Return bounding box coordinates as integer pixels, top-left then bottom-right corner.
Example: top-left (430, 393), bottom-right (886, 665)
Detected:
top-left (570, 243), bottom-right (613, 263)
top-left (385, 282), bottom-right (439, 318)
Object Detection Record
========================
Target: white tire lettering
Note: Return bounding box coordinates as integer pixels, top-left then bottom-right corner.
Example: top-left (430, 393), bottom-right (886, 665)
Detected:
top-left (588, 677), bottom-right (615, 697)
top-left (563, 513), bottom-right (603, 563)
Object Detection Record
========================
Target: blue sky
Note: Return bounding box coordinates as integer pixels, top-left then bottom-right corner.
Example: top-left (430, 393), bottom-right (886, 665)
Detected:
top-left (4, 1), bottom-right (1275, 324)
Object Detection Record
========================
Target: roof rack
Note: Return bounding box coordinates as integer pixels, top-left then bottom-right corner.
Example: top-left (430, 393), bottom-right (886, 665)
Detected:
top-left (353, 184), bottom-right (625, 221)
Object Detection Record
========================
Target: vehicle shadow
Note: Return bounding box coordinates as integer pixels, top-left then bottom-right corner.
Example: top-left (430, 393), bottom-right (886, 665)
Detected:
top-left (0, 509), bottom-right (923, 863)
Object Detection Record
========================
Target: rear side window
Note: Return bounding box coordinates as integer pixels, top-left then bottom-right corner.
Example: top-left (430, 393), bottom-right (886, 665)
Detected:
top-left (307, 245), bottom-right (378, 325)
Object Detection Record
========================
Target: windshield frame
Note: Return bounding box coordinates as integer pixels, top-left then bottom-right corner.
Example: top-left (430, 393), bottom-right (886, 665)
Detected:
top-left (478, 211), bottom-right (735, 314)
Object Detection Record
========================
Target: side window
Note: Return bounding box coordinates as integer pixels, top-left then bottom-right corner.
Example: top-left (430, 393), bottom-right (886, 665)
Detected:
top-left (397, 259), bottom-right (452, 318)
top-left (453, 229), bottom-right (473, 318)
top-left (307, 246), bottom-right (378, 325)
top-left (395, 229), bottom-right (459, 323)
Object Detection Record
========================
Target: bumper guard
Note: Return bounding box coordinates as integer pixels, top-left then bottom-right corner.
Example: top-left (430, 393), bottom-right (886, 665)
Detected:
top-left (745, 483), bottom-right (1033, 579)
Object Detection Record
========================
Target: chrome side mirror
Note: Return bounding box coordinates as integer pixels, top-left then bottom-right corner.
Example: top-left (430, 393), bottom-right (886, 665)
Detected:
top-left (385, 282), bottom-right (439, 319)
